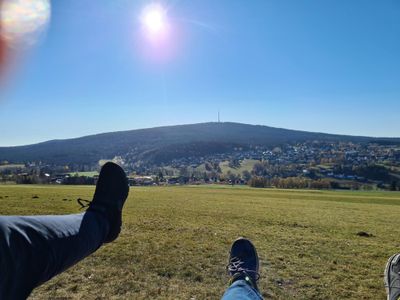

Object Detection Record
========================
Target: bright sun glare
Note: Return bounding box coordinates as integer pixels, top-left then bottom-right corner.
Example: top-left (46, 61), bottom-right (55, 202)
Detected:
top-left (138, 3), bottom-right (176, 61)
top-left (140, 3), bottom-right (169, 38)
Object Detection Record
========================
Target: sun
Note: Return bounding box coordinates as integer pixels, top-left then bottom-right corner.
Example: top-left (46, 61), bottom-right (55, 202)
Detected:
top-left (142, 5), bottom-right (165, 33)
top-left (137, 2), bottom-right (177, 61)
top-left (140, 3), bottom-right (169, 37)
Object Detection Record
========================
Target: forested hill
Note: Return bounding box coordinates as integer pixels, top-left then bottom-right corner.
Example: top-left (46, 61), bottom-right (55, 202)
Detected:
top-left (0, 122), bottom-right (399, 165)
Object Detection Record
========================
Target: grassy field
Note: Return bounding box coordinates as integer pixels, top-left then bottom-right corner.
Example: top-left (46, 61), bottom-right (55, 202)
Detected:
top-left (1, 185), bottom-right (400, 299)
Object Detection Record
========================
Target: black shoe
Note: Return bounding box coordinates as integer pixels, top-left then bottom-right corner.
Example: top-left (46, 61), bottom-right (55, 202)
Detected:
top-left (227, 237), bottom-right (260, 290)
top-left (88, 162), bottom-right (129, 243)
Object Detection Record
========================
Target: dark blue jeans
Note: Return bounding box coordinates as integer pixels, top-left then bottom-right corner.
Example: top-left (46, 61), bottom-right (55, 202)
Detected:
top-left (0, 212), bottom-right (109, 299)
top-left (0, 213), bottom-right (263, 299)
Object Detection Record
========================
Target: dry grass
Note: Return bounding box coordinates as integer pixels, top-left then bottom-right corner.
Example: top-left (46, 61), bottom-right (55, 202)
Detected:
top-left (0, 185), bottom-right (400, 299)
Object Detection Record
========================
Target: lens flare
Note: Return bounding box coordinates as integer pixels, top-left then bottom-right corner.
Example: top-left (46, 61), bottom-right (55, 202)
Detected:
top-left (0, 0), bottom-right (50, 84)
top-left (0, 0), bottom-right (51, 48)
top-left (0, 2), bottom-right (6, 71)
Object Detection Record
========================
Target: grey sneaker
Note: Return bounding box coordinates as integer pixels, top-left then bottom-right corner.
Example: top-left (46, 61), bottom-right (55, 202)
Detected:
top-left (384, 254), bottom-right (400, 300)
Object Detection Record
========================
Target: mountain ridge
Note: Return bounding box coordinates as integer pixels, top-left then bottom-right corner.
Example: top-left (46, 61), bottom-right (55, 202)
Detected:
top-left (1, 122), bottom-right (399, 165)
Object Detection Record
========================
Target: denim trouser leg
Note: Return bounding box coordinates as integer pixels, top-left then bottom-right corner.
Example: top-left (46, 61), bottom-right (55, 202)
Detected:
top-left (221, 280), bottom-right (264, 300)
top-left (0, 212), bottom-right (109, 299)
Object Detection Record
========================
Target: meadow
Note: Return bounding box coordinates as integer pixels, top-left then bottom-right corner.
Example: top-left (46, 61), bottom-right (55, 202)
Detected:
top-left (1, 185), bottom-right (400, 299)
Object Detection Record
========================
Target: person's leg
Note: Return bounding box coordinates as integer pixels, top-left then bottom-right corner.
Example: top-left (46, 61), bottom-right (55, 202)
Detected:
top-left (221, 238), bottom-right (263, 300)
top-left (0, 212), bottom-right (109, 299)
top-left (221, 280), bottom-right (263, 300)
top-left (385, 253), bottom-right (400, 300)
top-left (0, 162), bottom-right (129, 299)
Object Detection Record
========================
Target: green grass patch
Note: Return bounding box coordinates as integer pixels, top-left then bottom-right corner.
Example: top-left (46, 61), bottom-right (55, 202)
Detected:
top-left (0, 185), bottom-right (399, 299)
top-left (220, 159), bottom-right (259, 175)
top-left (0, 164), bottom-right (25, 170)
top-left (67, 171), bottom-right (99, 177)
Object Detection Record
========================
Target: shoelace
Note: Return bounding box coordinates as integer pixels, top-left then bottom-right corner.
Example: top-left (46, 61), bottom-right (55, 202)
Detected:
top-left (227, 257), bottom-right (260, 281)
top-left (77, 198), bottom-right (92, 210)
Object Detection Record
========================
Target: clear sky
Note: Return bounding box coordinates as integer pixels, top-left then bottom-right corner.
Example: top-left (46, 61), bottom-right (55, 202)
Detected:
top-left (0, 0), bottom-right (399, 146)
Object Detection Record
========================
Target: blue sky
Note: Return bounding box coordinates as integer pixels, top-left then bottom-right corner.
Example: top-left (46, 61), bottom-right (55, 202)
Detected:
top-left (1, 0), bottom-right (399, 146)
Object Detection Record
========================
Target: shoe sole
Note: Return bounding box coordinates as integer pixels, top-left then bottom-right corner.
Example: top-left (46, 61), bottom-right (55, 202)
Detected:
top-left (384, 253), bottom-right (400, 300)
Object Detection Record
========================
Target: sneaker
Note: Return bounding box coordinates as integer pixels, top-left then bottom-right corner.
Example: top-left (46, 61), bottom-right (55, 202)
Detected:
top-left (384, 253), bottom-right (400, 300)
top-left (88, 162), bottom-right (129, 243)
top-left (227, 237), bottom-right (260, 290)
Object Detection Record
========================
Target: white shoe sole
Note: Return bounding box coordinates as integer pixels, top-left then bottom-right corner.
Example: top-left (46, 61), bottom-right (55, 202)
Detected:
top-left (384, 253), bottom-right (400, 300)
